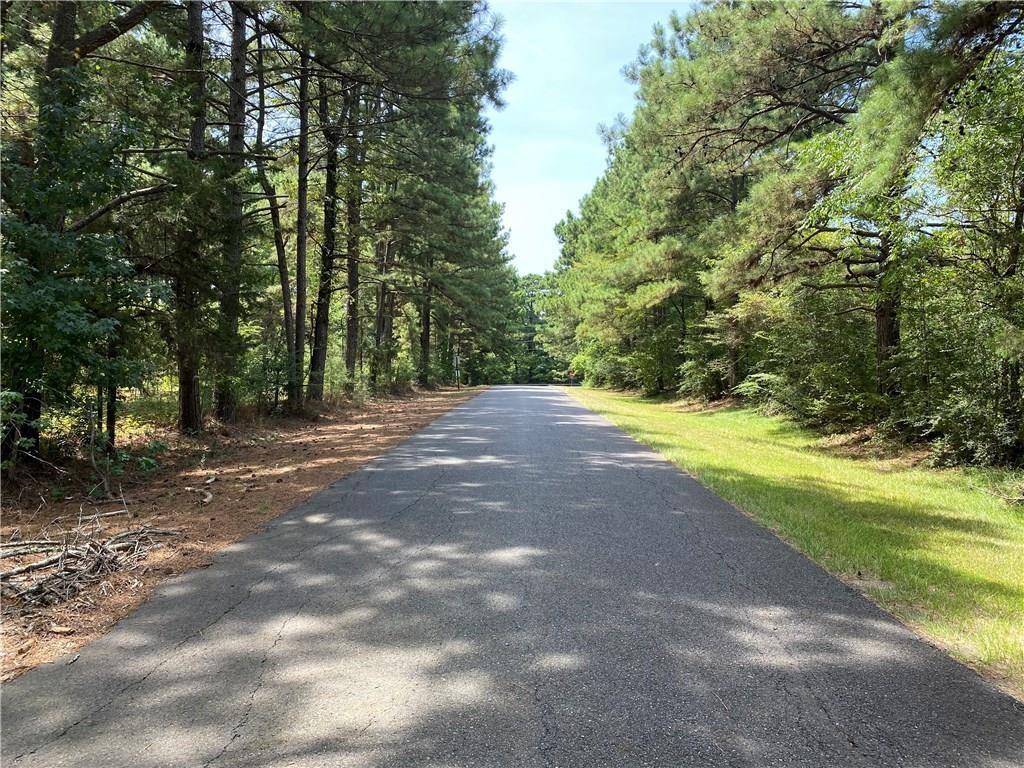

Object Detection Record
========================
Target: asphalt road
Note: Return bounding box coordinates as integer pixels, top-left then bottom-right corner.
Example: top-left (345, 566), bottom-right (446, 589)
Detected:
top-left (3, 386), bottom-right (1023, 767)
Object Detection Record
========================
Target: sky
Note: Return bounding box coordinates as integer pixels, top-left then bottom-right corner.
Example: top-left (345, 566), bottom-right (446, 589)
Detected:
top-left (485, 1), bottom-right (683, 276)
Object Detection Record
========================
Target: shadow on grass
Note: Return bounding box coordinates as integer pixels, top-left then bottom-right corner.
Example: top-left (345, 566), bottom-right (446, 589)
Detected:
top-left (615, 419), bottom-right (1021, 605)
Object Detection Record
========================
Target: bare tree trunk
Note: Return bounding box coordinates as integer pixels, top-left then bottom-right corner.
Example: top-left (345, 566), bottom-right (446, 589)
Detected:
top-left (875, 293), bottom-right (900, 398)
top-left (254, 28), bottom-right (295, 409)
top-left (35, 0), bottom-right (76, 227)
top-left (308, 79), bottom-right (341, 401)
top-left (185, 1), bottom-right (205, 163)
top-left (371, 237), bottom-right (396, 389)
top-left (177, 358), bottom-right (202, 434)
top-left (105, 377), bottom-right (117, 454)
top-left (418, 280), bottom-right (432, 387)
top-left (875, 237), bottom-right (900, 400)
top-left (343, 209), bottom-right (362, 391)
top-left (43, 1), bottom-right (78, 76)
top-left (96, 385), bottom-right (104, 433)
top-left (343, 107), bottom-right (364, 393)
top-left (214, 1), bottom-right (247, 421)
top-left (177, 0), bottom-right (205, 435)
top-left (292, 18), bottom-right (310, 409)
top-left (176, 275), bottom-right (203, 434)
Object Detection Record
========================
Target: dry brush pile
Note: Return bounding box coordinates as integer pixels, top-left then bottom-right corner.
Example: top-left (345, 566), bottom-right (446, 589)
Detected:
top-left (1, 509), bottom-right (180, 614)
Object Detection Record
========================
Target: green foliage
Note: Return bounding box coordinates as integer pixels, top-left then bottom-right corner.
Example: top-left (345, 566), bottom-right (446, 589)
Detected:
top-left (1, 1), bottom-right (513, 460)
top-left (541, 0), bottom-right (1024, 466)
top-left (2, 67), bottom-right (144, 412)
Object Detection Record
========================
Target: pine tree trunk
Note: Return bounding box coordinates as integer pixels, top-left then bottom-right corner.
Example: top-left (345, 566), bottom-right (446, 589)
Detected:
top-left (215, 2), bottom-right (247, 421)
top-left (104, 337), bottom-right (117, 452)
top-left (105, 376), bottom-right (117, 453)
top-left (176, 0), bottom-right (205, 435)
top-left (371, 238), bottom-right (395, 389)
top-left (343, 154), bottom-right (364, 392)
top-left (177, 359), bottom-right (202, 435)
top-left (370, 242), bottom-right (386, 391)
top-left (418, 282), bottom-right (432, 387)
top-left (175, 275), bottom-right (203, 434)
top-left (185, 1), bottom-right (205, 162)
top-left (96, 385), bottom-right (104, 433)
top-left (875, 292), bottom-right (901, 398)
top-left (254, 29), bottom-right (296, 409)
top-left (292, 16), bottom-right (310, 410)
top-left (43, 2), bottom-right (78, 75)
top-left (875, 237), bottom-right (900, 400)
top-left (308, 82), bottom-right (340, 401)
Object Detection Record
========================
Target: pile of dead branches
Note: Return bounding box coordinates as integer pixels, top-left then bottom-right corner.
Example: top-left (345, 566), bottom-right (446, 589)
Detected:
top-left (1, 521), bottom-right (179, 609)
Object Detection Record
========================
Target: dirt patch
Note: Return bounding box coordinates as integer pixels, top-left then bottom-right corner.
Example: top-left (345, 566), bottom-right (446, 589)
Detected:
top-left (1, 388), bottom-right (478, 680)
top-left (816, 427), bottom-right (930, 469)
top-left (840, 571), bottom-right (896, 595)
top-left (665, 397), bottom-right (744, 414)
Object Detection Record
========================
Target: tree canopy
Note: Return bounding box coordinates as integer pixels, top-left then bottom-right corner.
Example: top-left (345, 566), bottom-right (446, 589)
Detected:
top-left (1, 0), bottom-right (530, 461)
top-left (542, 0), bottom-right (1024, 466)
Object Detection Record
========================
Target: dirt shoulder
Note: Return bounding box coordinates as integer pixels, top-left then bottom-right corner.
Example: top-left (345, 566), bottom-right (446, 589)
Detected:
top-left (1, 388), bottom-right (479, 680)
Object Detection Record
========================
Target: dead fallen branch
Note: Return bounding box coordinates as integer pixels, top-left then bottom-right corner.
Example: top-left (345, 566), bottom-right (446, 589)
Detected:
top-left (1, 552), bottom-right (68, 578)
top-left (971, 482), bottom-right (1024, 506)
top-left (47, 509), bottom-right (132, 526)
top-left (0, 540), bottom-right (67, 558)
top-left (1, 527), bottom-right (180, 608)
top-left (184, 486), bottom-right (214, 504)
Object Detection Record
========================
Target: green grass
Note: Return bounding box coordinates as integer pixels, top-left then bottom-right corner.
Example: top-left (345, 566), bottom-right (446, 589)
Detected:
top-left (566, 387), bottom-right (1024, 695)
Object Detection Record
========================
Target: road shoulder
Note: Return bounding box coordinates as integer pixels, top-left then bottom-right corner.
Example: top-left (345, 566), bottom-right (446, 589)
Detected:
top-left (1, 388), bottom-right (481, 680)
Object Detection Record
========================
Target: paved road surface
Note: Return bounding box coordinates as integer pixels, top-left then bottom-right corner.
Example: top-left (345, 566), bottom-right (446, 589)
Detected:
top-left (3, 386), bottom-right (1023, 767)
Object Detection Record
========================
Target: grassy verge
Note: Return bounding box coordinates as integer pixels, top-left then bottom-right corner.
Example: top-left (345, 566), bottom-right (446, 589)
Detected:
top-left (565, 387), bottom-right (1024, 698)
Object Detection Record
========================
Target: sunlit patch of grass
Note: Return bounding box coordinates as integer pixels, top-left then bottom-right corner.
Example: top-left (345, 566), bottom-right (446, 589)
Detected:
top-left (566, 387), bottom-right (1024, 696)
top-left (120, 394), bottom-right (179, 436)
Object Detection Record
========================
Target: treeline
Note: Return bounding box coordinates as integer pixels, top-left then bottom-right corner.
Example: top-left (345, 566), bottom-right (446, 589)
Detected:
top-left (2, 0), bottom-right (520, 461)
top-left (542, 1), bottom-right (1024, 466)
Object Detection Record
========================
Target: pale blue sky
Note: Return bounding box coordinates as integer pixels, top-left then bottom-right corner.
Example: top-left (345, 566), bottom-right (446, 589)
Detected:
top-left (485, 1), bottom-right (682, 275)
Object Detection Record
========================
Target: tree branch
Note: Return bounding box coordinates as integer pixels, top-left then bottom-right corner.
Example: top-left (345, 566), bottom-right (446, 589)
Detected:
top-left (68, 183), bottom-right (175, 232)
top-left (72, 1), bottom-right (168, 61)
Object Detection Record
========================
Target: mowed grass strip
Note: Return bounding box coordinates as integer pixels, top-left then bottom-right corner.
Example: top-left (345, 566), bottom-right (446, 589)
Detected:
top-left (566, 387), bottom-right (1024, 697)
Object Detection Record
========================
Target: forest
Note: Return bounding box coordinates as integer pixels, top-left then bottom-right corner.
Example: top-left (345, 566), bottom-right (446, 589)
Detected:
top-left (540, 0), bottom-right (1024, 467)
top-left (1, 0), bottom-right (563, 467)
top-left (3, 0), bottom-right (1023, 472)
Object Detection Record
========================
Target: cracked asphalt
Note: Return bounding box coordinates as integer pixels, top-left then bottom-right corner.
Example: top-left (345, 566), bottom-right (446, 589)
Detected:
top-left (3, 386), bottom-right (1023, 767)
